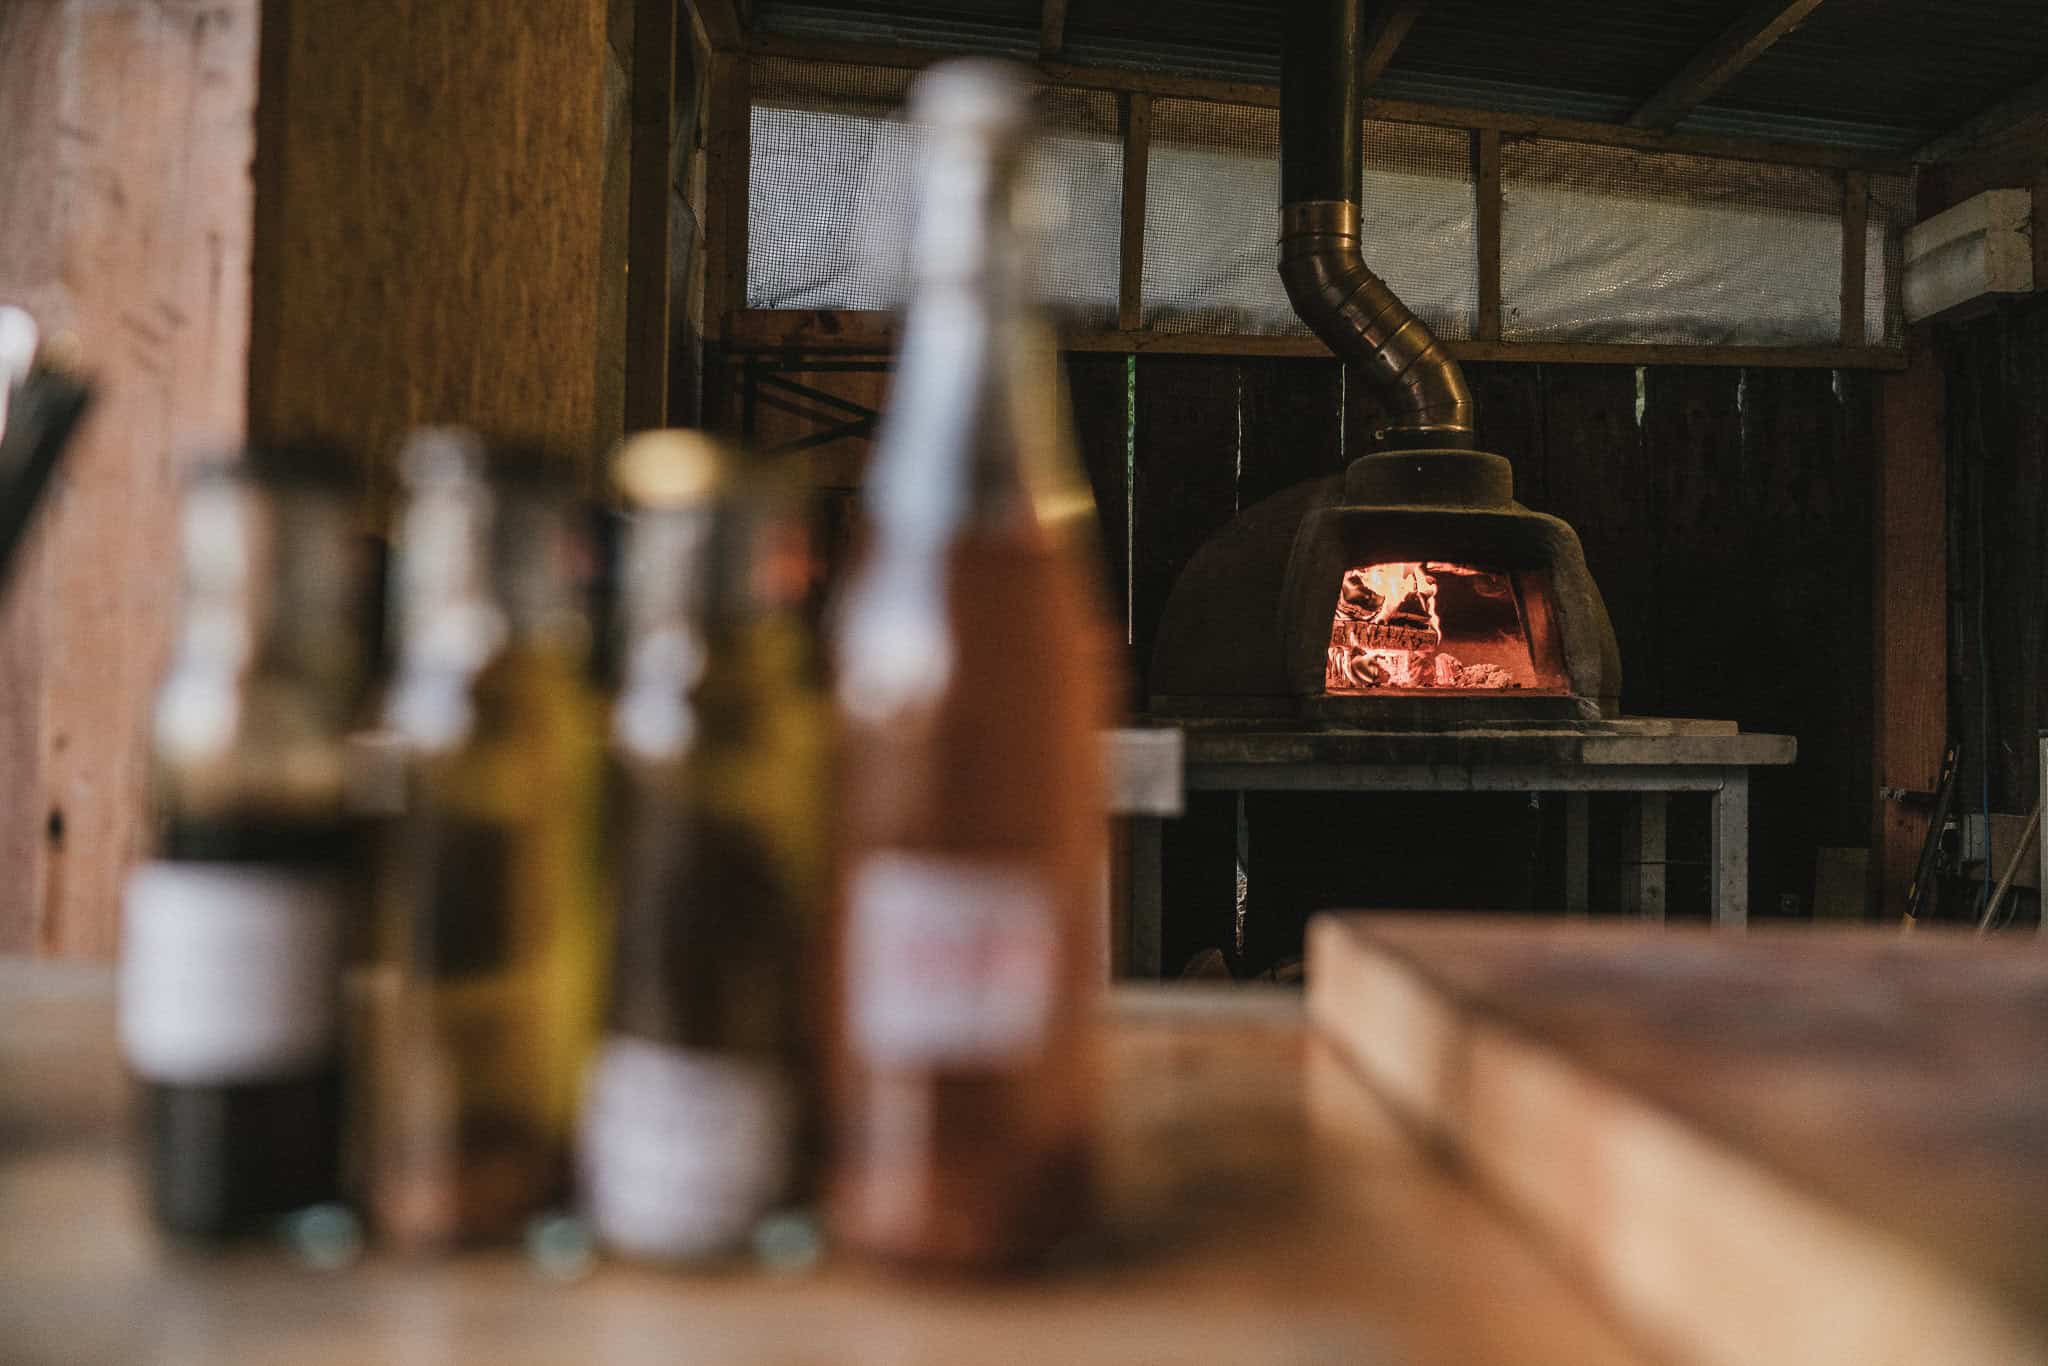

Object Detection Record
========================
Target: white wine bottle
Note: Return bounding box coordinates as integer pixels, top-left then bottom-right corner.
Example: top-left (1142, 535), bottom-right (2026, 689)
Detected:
top-left (121, 448), bottom-right (365, 1241)
top-left (579, 430), bottom-right (828, 1263)
top-left (362, 430), bottom-right (609, 1252)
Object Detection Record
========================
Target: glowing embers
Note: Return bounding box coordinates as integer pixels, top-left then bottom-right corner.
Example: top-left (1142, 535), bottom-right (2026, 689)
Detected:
top-left (1325, 561), bottom-right (1541, 693)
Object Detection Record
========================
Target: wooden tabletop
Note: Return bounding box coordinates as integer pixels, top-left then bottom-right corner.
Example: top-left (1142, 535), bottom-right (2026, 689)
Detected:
top-left (0, 960), bottom-right (1648, 1366)
top-left (1311, 916), bottom-right (2048, 1366)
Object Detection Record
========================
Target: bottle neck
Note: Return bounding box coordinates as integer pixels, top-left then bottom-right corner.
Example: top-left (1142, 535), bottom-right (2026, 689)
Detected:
top-left (614, 500), bottom-right (813, 762)
top-left (160, 480), bottom-right (359, 740)
top-left (389, 478), bottom-right (587, 750)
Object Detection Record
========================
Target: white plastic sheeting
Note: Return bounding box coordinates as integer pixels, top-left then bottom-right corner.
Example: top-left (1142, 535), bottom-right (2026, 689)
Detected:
top-left (744, 60), bottom-right (1910, 350)
top-left (1141, 102), bottom-right (1476, 340)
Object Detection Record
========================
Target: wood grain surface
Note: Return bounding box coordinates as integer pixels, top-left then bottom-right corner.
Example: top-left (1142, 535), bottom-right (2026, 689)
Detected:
top-left (248, 0), bottom-right (632, 509)
top-left (1310, 915), bottom-right (2048, 1366)
top-left (0, 966), bottom-right (1650, 1366)
top-left (0, 0), bottom-right (264, 958)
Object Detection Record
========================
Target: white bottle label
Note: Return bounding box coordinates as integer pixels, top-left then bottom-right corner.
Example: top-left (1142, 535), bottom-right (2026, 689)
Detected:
top-left (579, 1036), bottom-right (794, 1261)
top-left (849, 852), bottom-right (1057, 1067)
top-left (118, 861), bottom-right (343, 1085)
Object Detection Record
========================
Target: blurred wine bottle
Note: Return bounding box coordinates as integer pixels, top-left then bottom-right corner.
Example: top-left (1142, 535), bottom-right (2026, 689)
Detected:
top-left (578, 430), bottom-right (827, 1263)
top-left (363, 431), bottom-right (608, 1252)
top-left (827, 60), bottom-right (1117, 1269)
top-left (120, 448), bottom-right (365, 1241)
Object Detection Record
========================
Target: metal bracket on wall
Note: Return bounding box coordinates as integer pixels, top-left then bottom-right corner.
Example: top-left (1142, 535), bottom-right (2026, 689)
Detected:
top-left (738, 356), bottom-right (889, 456)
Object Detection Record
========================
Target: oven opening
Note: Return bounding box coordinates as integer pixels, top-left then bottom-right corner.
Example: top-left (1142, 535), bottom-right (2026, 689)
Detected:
top-left (1324, 561), bottom-right (1568, 695)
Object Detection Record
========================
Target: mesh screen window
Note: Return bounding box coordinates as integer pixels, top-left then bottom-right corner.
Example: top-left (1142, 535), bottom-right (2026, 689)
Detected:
top-left (1501, 140), bottom-right (1848, 347)
top-left (748, 59), bottom-right (1121, 323)
top-left (1141, 100), bottom-right (1477, 339)
top-left (744, 59), bottom-right (1910, 353)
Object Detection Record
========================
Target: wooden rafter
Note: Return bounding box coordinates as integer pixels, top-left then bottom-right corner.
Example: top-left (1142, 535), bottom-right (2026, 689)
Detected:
top-left (688, 0), bottom-right (745, 53)
top-left (1627, 0), bottom-right (1826, 132)
top-left (1915, 70), bottom-right (2048, 162)
top-left (746, 32), bottom-right (1910, 173)
top-left (724, 310), bottom-right (1908, 370)
top-left (1360, 0), bottom-right (1425, 88)
top-left (1039, 0), bottom-right (1070, 59)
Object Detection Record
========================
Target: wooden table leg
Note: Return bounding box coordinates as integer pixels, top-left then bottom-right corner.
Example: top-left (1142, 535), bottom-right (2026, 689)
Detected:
top-left (1565, 793), bottom-right (1590, 917)
top-left (1129, 816), bottom-right (1164, 978)
top-left (1710, 775), bottom-right (1750, 928)
top-left (1625, 792), bottom-right (1669, 923)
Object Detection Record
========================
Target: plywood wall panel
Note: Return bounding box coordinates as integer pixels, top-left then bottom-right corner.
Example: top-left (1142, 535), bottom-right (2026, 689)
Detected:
top-left (0, 0), bottom-right (263, 956)
top-left (248, 0), bottom-right (631, 507)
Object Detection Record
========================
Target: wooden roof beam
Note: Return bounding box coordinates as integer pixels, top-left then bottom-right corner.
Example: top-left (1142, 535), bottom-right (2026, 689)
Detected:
top-left (1627, 0), bottom-right (1826, 132)
top-left (1915, 70), bottom-right (2048, 162)
top-left (1361, 0), bottom-right (1426, 88)
top-left (688, 0), bottom-right (745, 53)
top-left (1039, 0), bottom-right (1070, 59)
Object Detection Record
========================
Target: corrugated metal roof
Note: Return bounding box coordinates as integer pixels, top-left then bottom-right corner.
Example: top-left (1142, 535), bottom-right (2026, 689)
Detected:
top-left (751, 0), bottom-right (2048, 157)
top-left (1696, 0), bottom-right (2048, 149)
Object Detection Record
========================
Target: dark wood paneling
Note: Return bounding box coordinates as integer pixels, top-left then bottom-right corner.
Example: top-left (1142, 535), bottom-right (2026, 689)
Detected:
top-left (1539, 365), bottom-right (1657, 714)
top-left (1466, 361), bottom-right (1549, 504)
top-left (1646, 367), bottom-right (1749, 728)
top-left (251, 0), bottom-right (631, 508)
top-left (1131, 355), bottom-right (1243, 676)
top-left (1947, 298), bottom-right (2048, 821)
top-left (1236, 359), bottom-right (1345, 509)
top-left (1064, 352), bottom-right (1133, 693)
top-left (1873, 336), bottom-right (1948, 921)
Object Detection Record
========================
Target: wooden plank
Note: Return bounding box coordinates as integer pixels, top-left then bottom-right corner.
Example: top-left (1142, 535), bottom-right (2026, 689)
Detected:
top-left (1539, 366), bottom-right (1655, 715)
top-left (1915, 70), bottom-right (2048, 163)
top-left (0, 965), bottom-right (1654, 1364)
top-left (1117, 93), bottom-right (1150, 333)
top-left (702, 51), bottom-right (751, 349)
top-left (1873, 335), bottom-right (1947, 921)
top-left (0, 0), bottom-right (263, 957)
top-left (1475, 129), bottom-right (1503, 344)
top-left (1840, 169), bottom-right (1867, 348)
top-left (1235, 358), bottom-right (1344, 509)
top-left (1131, 355), bottom-right (1241, 673)
top-left (1463, 362), bottom-right (1547, 504)
top-left (626, 0), bottom-right (678, 434)
top-left (1946, 300), bottom-right (2048, 818)
top-left (725, 310), bottom-right (1909, 369)
top-left (1627, 0), bottom-right (1828, 132)
top-left (251, 0), bottom-right (631, 503)
top-left (1309, 916), bottom-right (2048, 1366)
top-left (1063, 352), bottom-right (1133, 674)
top-left (1747, 368), bottom-right (1871, 916)
top-left (685, 0), bottom-right (743, 52)
top-left (1038, 0), bottom-right (1069, 59)
top-left (743, 37), bottom-right (1912, 173)
top-left (1360, 0), bottom-right (1426, 87)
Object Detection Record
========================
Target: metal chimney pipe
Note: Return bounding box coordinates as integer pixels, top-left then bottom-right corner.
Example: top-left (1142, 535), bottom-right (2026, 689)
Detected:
top-left (1279, 0), bottom-right (1476, 449)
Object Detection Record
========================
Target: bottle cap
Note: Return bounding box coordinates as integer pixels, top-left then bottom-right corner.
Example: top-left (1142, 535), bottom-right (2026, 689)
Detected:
top-left (612, 430), bottom-right (730, 510)
top-left (907, 59), bottom-right (1035, 139)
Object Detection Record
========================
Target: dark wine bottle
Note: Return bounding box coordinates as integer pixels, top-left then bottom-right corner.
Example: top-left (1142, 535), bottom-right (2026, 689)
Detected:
top-left (119, 449), bottom-right (365, 1242)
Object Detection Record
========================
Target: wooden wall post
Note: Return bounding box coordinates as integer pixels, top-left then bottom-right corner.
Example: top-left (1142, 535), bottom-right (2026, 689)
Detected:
top-left (0, 1), bottom-right (264, 957)
top-left (626, 0), bottom-right (679, 435)
top-left (249, 0), bottom-right (633, 503)
top-left (1872, 331), bottom-right (1947, 920)
top-left (697, 50), bottom-right (751, 434)
top-left (1475, 129), bottom-right (1503, 343)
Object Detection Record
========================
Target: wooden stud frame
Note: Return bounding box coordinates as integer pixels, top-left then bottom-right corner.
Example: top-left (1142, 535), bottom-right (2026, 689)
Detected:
top-left (1840, 169), bottom-right (1868, 349)
top-left (725, 41), bottom-right (1915, 372)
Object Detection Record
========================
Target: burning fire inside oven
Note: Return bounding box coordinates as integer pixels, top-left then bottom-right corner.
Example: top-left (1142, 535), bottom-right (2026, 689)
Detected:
top-left (1325, 561), bottom-right (1546, 693)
